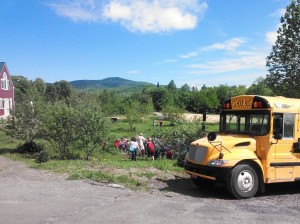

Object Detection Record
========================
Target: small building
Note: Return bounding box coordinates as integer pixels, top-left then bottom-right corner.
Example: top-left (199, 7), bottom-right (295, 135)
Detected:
top-left (0, 62), bottom-right (14, 119)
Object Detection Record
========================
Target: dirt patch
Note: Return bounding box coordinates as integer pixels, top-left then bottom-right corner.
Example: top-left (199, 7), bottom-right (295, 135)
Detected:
top-left (84, 163), bottom-right (188, 190)
top-left (182, 113), bottom-right (219, 123)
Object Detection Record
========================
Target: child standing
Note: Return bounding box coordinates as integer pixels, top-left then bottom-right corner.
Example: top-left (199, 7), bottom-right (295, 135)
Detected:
top-left (129, 137), bottom-right (139, 161)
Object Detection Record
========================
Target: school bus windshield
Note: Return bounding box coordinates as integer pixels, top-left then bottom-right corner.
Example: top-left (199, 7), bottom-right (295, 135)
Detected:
top-left (219, 110), bottom-right (270, 136)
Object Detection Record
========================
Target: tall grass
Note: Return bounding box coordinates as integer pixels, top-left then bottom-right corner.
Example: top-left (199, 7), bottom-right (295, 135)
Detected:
top-left (0, 129), bottom-right (22, 153)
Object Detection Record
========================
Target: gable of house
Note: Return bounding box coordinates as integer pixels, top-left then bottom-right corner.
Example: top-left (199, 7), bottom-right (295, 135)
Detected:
top-left (0, 62), bottom-right (14, 118)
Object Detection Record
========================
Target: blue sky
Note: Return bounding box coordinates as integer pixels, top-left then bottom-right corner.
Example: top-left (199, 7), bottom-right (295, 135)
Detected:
top-left (0, 0), bottom-right (289, 87)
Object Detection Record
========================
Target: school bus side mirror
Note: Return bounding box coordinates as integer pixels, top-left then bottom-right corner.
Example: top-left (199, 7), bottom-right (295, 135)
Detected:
top-left (274, 133), bottom-right (283, 140)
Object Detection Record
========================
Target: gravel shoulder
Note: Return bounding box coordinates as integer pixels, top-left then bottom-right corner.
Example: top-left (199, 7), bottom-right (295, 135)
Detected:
top-left (1, 155), bottom-right (300, 224)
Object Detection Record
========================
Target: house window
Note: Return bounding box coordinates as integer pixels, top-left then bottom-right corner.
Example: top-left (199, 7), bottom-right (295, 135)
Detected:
top-left (1, 72), bottom-right (10, 90)
top-left (0, 98), bottom-right (3, 109)
top-left (9, 98), bottom-right (13, 109)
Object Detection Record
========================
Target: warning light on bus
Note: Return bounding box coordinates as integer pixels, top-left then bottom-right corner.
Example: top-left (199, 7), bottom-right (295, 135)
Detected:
top-left (253, 101), bottom-right (263, 108)
top-left (223, 102), bottom-right (231, 109)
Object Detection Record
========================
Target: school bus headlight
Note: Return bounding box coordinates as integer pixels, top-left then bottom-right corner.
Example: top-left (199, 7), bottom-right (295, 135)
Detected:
top-left (208, 160), bottom-right (228, 166)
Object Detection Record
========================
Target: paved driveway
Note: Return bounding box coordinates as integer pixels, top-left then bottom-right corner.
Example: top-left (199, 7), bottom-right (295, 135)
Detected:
top-left (1, 156), bottom-right (300, 224)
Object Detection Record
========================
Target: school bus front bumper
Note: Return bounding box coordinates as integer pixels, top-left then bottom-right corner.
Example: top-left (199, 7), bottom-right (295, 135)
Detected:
top-left (184, 161), bottom-right (232, 182)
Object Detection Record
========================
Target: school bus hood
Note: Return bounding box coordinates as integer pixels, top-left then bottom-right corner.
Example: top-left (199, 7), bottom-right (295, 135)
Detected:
top-left (186, 134), bottom-right (257, 164)
top-left (191, 134), bottom-right (256, 150)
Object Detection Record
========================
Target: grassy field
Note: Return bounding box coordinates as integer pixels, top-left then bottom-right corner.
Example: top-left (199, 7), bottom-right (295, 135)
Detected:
top-left (0, 115), bottom-right (219, 190)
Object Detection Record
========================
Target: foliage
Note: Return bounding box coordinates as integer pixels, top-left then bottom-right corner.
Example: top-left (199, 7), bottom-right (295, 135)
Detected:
top-left (167, 80), bottom-right (177, 92)
top-left (35, 150), bottom-right (50, 163)
top-left (149, 117), bottom-right (207, 166)
top-left (7, 79), bottom-right (46, 143)
top-left (6, 75), bottom-right (276, 165)
top-left (246, 77), bottom-right (274, 96)
top-left (75, 106), bottom-right (111, 160)
top-left (161, 105), bottom-right (184, 125)
top-left (46, 80), bottom-right (73, 104)
top-left (188, 87), bottom-right (219, 113)
top-left (147, 87), bottom-right (172, 111)
top-left (16, 141), bottom-right (44, 154)
top-left (266, 0), bottom-right (300, 97)
top-left (42, 104), bottom-right (79, 159)
top-left (122, 99), bottom-right (143, 131)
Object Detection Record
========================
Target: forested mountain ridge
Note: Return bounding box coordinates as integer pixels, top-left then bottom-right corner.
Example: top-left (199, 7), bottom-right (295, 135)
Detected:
top-left (69, 77), bottom-right (154, 89)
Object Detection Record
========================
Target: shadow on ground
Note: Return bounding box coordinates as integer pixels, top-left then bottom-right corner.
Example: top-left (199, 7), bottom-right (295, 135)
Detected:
top-left (0, 148), bottom-right (15, 155)
top-left (157, 175), bottom-right (300, 199)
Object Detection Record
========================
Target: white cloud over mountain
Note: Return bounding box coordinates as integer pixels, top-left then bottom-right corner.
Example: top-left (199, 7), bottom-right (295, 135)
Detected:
top-left (48, 0), bottom-right (208, 33)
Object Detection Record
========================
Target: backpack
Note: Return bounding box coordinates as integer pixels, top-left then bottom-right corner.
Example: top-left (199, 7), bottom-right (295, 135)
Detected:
top-left (147, 141), bottom-right (155, 150)
top-left (119, 141), bottom-right (127, 149)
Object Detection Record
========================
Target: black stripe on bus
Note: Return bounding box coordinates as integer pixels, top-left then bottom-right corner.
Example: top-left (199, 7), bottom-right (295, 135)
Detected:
top-left (270, 162), bottom-right (300, 167)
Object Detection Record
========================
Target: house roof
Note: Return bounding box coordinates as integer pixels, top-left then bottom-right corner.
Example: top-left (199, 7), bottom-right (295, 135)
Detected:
top-left (0, 62), bottom-right (5, 72)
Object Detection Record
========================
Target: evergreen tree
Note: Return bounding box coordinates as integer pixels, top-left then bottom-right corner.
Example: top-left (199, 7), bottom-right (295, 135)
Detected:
top-left (266, 0), bottom-right (300, 97)
top-left (167, 80), bottom-right (177, 92)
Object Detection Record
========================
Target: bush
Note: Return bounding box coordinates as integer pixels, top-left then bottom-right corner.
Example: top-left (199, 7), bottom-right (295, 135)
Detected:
top-left (35, 150), bottom-right (50, 163)
top-left (16, 141), bottom-right (44, 154)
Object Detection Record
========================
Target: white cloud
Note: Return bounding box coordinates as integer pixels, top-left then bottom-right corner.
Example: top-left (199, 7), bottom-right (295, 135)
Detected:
top-left (189, 54), bottom-right (266, 75)
top-left (164, 59), bottom-right (177, 63)
top-left (270, 8), bottom-right (285, 18)
top-left (48, 0), bottom-right (102, 23)
top-left (265, 7), bottom-right (285, 46)
top-left (266, 31), bottom-right (277, 45)
top-left (202, 38), bottom-right (246, 52)
top-left (103, 0), bottom-right (207, 33)
top-left (48, 0), bottom-right (208, 33)
top-left (180, 51), bottom-right (198, 59)
top-left (126, 70), bottom-right (140, 74)
top-left (178, 38), bottom-right (247, 61)
top-left (183, 72), bottom-right (263, 87)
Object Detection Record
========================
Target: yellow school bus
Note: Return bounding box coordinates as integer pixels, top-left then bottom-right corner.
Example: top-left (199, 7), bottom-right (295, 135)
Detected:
top-left (184, 95), bottom-right (300, 199)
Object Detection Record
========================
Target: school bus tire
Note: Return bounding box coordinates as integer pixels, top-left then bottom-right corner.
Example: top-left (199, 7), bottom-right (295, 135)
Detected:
top-left (226, 164), bottom-right (259, 199)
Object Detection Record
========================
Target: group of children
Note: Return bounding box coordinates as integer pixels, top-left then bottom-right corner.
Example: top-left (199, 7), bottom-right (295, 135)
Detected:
top-left (114, 134), bottom-right (173, 161)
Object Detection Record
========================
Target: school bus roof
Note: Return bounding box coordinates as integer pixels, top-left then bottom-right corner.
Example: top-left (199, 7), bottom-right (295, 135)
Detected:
top-left (228, 95), bottom-right (300, 112)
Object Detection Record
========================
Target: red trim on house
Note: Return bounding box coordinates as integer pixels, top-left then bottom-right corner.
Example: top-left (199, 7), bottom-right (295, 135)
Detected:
top-left (0, 62), bottom-right (14, 118)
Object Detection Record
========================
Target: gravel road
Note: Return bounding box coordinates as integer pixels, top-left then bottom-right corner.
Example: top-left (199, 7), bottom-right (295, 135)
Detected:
top-left (1, 155), bottom-right (300, 224)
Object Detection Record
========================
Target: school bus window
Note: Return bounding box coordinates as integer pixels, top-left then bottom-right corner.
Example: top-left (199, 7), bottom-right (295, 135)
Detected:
top-left (220, 111), bottom-right (270, 135)
top-left (283, 113), bottom-right (294, 138)
top-left (273, 113), bottom-right (283, 136)
top-left (273, 113), bottom-right (295, 138)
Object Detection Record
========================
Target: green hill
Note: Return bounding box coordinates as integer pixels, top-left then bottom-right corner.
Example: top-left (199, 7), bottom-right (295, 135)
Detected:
top-left (69, 77), bottom-right (154, 90)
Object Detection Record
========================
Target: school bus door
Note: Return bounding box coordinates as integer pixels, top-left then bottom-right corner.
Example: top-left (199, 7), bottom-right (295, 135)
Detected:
top-left (271, 113), bottom-right (294, 181)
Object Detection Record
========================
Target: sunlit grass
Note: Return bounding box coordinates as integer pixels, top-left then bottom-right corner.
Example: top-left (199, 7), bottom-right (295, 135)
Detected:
top-left (0, 116), bottom-right (218, 190)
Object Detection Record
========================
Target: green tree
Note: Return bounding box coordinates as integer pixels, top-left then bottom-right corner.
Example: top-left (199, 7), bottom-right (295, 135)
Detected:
top-left (148, 87), bottom-right (172, 111)
top-left (9, 100), bottom-right (41, 143)
top-left (122, 99), bottom-right (141, 132)
top-left (266, 0), bottom-right (300, 97)
top-left (12, 76), bottom-right (35, 103)
top-left (167, 80), bottom-right (177, 92)
top-left (33, 78), bottom-right (47, 97)
top-left (161, 105), bottom-right (184, 125)
top-left (215, 84), bottom-right (232, 109)
top-left (46, 80), bottom-right (73, 104)
top-left (246, 77), bottom-right (274, 96)
top-left (76, 107), bottom-right (111, 160)
top-left (97, 89), bottom-right (121, 115)
top-left (45, 85), bottom-right (59, 103)
top-left (180, 83), bottom-right (191, 92)
top-left (42, 104), bottom-right (78, 159)
top-left (8, 76), bottom-right (46, 144)
top-left (188, 87), bottom-right (219, 113)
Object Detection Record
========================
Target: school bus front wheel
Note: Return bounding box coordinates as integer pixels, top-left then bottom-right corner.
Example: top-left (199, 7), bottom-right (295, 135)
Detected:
top-left (226, 164), bottom-right (259, 199)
